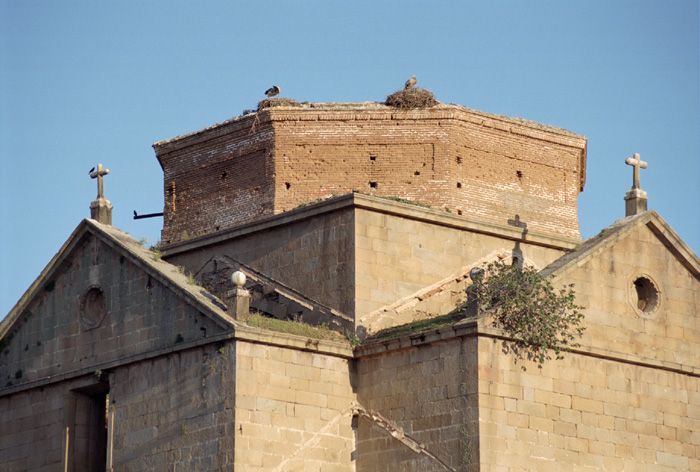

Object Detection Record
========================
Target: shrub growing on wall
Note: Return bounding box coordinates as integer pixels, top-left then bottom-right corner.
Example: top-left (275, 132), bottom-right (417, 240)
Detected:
top-left (465, 261), bottom-right (585, 368)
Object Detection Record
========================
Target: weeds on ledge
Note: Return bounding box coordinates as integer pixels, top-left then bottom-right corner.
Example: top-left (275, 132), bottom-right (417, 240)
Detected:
top-left (246, 313), bottom-right (346, 342)
top-left (294, 192), bottom-right (341, 209)
top-left (364, 311), bottom-right (466, 343)
top-left (379, 196), bottom-right (431, 208)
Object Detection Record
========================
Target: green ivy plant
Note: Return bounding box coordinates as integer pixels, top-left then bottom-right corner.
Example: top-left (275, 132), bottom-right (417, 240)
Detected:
top-left (464, 261), bottom-right (585, 368)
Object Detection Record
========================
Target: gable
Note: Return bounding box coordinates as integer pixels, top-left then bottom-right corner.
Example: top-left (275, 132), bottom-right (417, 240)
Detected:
top-left (548, 212), bottom-right (700, 368)
top-left (0, 220), bottom-right (236, 390)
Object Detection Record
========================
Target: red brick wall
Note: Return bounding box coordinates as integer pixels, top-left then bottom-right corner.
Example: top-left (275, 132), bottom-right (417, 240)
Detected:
top-left (155, 117), bottom-right (276, 244)
top-left (155, 105), bottom-right (587, 245)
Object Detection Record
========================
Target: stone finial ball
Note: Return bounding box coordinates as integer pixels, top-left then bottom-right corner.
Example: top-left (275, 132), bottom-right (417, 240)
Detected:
top-left (231, 271), bottom-right (246, 287)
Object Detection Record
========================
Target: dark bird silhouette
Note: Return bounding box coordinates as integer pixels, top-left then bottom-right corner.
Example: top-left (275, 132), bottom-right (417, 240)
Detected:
top-left (133, 210), bottom-right (137, 217)
top-left (265, 85), bottom-right (281, 97)
top-left (404, 75), bottom-right (417, 90)
top-left (89, 167), bottom-right (95, 174)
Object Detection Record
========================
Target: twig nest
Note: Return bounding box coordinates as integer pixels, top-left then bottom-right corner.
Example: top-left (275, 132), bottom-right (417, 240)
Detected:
top-left (385, 88), bottom-right (438, 109)
top-left (257, 97), bottom-right (302, 111)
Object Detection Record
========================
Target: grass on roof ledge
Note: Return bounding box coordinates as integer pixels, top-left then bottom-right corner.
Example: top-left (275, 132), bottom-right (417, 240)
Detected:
top-left (246, 313), bottom-right (348, 343)
top-left (364, 310), bottom-right (468, 343)
top-left (246, 310), bottom-right (471, 347)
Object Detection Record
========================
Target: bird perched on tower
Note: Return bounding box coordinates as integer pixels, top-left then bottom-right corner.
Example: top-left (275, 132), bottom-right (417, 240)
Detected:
top-left (404, 75), bottom-right (417, 90)
top-left (265, 85), bottom-right (281, 97)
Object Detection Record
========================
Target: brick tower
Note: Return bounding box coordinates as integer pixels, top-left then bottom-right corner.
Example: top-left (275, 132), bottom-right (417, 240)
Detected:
top-left (154, 103), bottom-right (587, 246)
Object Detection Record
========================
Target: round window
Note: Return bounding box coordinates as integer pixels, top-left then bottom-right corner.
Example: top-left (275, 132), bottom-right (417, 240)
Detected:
top-left (79, 285), bottom-right (107, 329)
top-left (631, 276), bottom-right (659, 314)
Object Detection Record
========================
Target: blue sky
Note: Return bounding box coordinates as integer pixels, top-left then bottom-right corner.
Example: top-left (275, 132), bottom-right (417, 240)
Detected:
top-left (1, 1), bottom-right (698, 318)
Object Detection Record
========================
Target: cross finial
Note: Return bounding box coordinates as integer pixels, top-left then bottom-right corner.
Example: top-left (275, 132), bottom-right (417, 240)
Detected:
top-left (89, 163), bottom-right (113, 225)
top-left (624, 153), bottom-right (648, 216)
top-left (90, 163), bottom-right (110, 199)
top-left (624, 153), bottom-right (647, 190)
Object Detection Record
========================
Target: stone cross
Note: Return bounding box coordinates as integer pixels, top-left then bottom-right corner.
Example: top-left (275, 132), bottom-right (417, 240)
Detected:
top-left (90, 163), bottom-right (110, 199)
top-left (624, 153), bottom-right (647, 190)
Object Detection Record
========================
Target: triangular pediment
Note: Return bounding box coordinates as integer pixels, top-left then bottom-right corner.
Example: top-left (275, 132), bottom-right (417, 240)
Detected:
top-left (541, 210), bottom-right (700, 369)
top-left (0, 219), bottom-right (238, 391)
top-left (541, 210), bottom-right (700, 280)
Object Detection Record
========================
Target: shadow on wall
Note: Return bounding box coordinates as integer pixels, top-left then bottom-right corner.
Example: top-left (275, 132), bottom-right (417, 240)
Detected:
top-left (507, 214), bottom-right (528, 269)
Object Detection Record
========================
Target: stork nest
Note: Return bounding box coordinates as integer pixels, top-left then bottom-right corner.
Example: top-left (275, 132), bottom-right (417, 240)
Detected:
top-left (385, 88), bottom-right (438, 109)
top-left (257, 97), bottom-right (302, 111)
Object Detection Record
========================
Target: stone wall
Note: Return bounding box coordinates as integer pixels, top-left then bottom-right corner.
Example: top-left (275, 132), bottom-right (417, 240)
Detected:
top-left (477, 337), bottom-right (700, 471)
top-left (353, 202), bottom-right (570, 328)
top-left (553, 224), bottom-right (700, 366)
top-left (0, 231), bottom-right (227, 390)
top-left (0, 221), bottom-right (240, 470)
top-left (165, 194), bottom-right (573, 327)
top-left (155, 104), bottom-right (587, 245)
top-left (234, 338), bottom-right (356, 470)
top-left (0, 343), bottom-right (236, 471)
top-left (356, 336), bottom-right (480, 471)
top-left (166, 203), bottom-right (357, 317)
top-left (475, 217), bottom-right (700, 471)
top-left (111, 344), bottom-right (236, 470)
top-left (0, 381), bottom-right (68, 470)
